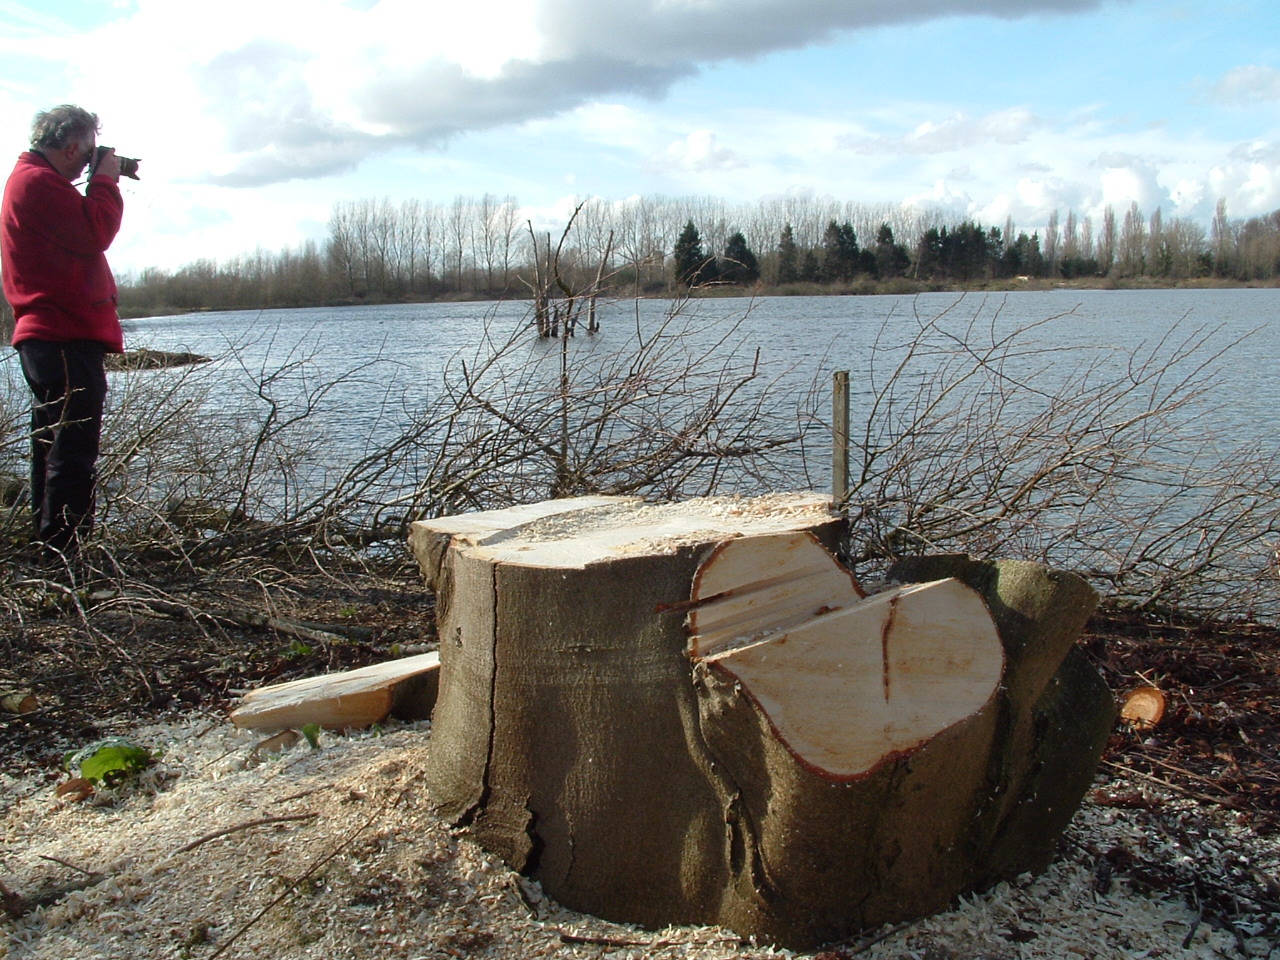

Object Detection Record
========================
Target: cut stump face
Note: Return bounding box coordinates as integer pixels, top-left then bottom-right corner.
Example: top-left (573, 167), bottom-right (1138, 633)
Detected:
top-left (410, 495), bottom-right (1114, 950)
top-left (693, 539), bottom-right (1005, 778)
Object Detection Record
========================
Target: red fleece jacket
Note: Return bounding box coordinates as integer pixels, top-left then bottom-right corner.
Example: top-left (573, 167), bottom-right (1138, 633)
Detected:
top-left (1, 151), bottom-right (124, 352)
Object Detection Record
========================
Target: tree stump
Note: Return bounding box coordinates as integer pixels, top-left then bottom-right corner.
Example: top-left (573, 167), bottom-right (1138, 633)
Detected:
top-left (408, 494), bottom-right (1115, 949)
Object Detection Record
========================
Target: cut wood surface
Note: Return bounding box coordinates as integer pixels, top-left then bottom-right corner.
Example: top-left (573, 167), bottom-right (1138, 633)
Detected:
top-left (703, 577), bottom-right (1004, 778)
top-left (1, 690), bottom-right (39, 715)
top-left (687, 530), bottom-right (864, 657)
top-left (408, 494), bottom-right (641, 592)
top-left (410, 494), bottom-right (1113, 950)
top-left (230, 652), bottom-right (440, 732)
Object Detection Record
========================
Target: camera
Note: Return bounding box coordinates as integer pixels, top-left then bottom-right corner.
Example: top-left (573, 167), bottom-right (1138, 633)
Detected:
top-left (91, 145), bottom-right (141, 180)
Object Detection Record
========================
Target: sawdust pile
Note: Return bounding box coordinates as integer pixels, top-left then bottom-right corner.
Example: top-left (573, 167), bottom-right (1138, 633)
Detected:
top-left (2, 712), bottom-right (1276, 960)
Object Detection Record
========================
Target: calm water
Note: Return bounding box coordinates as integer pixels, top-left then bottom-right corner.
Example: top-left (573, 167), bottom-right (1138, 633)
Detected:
top-left (0, 289), bottom-right (1267, 614)
top-left (119, 288), bottom-right (1279, 462)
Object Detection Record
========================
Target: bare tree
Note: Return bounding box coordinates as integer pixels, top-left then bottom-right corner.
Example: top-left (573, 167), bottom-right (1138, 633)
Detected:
top-left (833, 298), bottom-right (1276, 619)
top-left (494, 195), bottom-right (521, 292)
top-left (1043, 209), bottom-right (1060, 275)
top-left (1062, 211), bottom-right (1079, 264)
top-left (1099, 205), bottom-right (1117, 275)
top-left (326, 201), bottom-right (362, 297)
top-left (475, 193), bottom-right (502, 294)
top-left (446, 196), bottom-right (473, 293)
top-left (1212, 198), bottom-right (1235, 275)
top-left (1118, 201), bottom-right (1146, 277)
top-left (1147, 206), bottom-right (1165, 277)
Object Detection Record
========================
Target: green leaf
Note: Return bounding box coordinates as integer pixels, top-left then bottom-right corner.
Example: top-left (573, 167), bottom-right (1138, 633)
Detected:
top-left (301, 723), bottom-right (321, 749)
top-left (64, 737), bottom-right (154, 784)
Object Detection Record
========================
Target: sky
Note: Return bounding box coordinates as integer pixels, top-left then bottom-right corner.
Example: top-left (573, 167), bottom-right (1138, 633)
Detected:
top-left (1, 0), bottom-right (1277, 276)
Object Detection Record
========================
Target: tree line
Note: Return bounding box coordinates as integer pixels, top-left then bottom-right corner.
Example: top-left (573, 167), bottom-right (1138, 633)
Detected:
top-left (111, 193), bottom-right (1280, 316)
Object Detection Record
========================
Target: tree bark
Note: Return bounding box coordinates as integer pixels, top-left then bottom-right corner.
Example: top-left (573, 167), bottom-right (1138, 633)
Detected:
top-left (410, 496), bottom-right (1114, 949)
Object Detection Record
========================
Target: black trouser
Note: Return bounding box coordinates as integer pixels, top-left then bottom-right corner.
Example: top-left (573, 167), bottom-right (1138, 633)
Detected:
top-left (16, 339), bottom-right (108, 555)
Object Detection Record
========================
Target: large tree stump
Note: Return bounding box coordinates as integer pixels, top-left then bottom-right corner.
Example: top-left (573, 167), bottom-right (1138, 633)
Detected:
top-left (408, 494), bottom-right (1114, 949)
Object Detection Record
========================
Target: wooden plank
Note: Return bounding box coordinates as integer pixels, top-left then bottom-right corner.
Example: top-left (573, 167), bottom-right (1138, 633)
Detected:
top-left (230, 652), bottom-right (440, 731)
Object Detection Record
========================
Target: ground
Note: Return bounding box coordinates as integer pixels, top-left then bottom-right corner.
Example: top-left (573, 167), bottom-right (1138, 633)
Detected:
top-left (1, 557), bottom-right (1278, 957)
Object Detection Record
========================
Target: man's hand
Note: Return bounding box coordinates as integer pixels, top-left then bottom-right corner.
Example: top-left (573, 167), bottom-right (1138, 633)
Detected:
top-left (90, 148), bottom-right (121, 181)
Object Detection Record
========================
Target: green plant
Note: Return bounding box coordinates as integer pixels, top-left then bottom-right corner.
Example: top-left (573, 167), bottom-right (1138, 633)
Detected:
top-left (64, 736), bottom-right (155, 785)
top-left (301, 723), bottom-right (321, 749)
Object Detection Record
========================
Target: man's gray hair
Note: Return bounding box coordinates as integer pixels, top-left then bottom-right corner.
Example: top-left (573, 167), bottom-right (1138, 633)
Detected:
top-left (29, 104), bottom-right (100, 151)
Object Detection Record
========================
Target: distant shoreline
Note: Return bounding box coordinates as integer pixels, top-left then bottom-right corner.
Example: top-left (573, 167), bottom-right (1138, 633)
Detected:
top-left (116, 275), bottom-right (1279, 321)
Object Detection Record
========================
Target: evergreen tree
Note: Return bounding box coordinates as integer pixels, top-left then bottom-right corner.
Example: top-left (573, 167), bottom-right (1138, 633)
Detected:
top-left (673, 220), bottom-right (710, 287)
top-left (821, 220), bottom-right (860, 282)
top-left (916, 227), bottom-right (944, 280)
top-left (1002, 232), bottom-right (1045, 277)
top-left (721, 231), bottom-right (760, 285)
top-left (799, 249), bottom-right (821, 283)
top-left (874, 222), bottom-right (910, 279)
top-left (945, 222), bottom-right (991, 282)
top-left (776, 223), bottom-right (799, 285)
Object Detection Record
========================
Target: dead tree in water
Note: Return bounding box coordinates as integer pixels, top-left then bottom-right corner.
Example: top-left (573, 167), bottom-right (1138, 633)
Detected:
top-left (586, 229), bottom-right (613, 333)
top-left (520, 204), bottom-right (614, 339)
top-left (520, 229), bottom-right (554, 336)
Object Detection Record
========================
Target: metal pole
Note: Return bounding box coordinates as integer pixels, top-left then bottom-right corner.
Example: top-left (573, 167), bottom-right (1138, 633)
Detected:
top-left (832, 370), bottom-right (850, 508)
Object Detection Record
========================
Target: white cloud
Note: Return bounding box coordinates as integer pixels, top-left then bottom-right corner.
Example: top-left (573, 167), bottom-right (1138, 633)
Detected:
top-left (903, 179), bottom-right (973, 217)
top-left (1209, 141), bottom-right (1280, 216)
top-left (19, 0), bottom-right (1275, 275)
top-left (843, 108), bottom-right (1043, 156)
top-left (5, 0), bottom-right (1118, 188)
top-left (652, 130), bottom-right (746, 174)
top-left (1095, 154), bottom-right (1164, 211)
top-left (1210, 65), bottom-right (1280, 106)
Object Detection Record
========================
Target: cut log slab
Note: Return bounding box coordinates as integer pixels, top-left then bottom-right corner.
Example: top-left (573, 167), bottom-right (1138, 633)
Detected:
top-left (409, 495), bottom-right (1114, 950)
top-left (230, 652), bottom-right (440, 732)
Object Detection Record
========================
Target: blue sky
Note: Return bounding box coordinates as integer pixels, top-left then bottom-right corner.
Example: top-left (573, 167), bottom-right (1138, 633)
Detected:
top-left (1, 0), bottom-right (1276, 275)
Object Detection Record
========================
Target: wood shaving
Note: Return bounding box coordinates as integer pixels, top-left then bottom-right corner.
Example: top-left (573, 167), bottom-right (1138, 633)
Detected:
top-left (2, 712), bottom-right (1275, 959)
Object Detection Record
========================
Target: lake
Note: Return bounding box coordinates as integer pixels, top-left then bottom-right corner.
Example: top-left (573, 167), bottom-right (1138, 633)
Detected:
top-left (104, 288), bottom-right (1279, 619)
top-left (119, 288), bottom-right (1279, 462)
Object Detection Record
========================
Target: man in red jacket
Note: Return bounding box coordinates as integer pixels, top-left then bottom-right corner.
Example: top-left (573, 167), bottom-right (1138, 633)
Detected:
top-left (1, 104), bottom-right (125, 561)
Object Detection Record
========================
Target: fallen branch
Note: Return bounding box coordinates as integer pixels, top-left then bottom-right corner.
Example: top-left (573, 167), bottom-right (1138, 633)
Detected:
top-left (215, 604), bottom-right (369, 645)
top-left (91, 592), bottom-right (370, 645)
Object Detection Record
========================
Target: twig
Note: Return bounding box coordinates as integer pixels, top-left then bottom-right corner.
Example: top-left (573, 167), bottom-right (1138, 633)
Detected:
top-left (1136, 751), bottom-right (1246, 793)
top-left (104, 593), bottom-right (359, 645)
top-left (1102, 760), bottom-right (1249, 811)
top-left (556, 930), bottom-right (749, 949)
top-left (174, 813), bottom-right (318, 854)
top-left (825, 919), bottom-right (918, 955)
top-left (1181, 884), bottom-right (1203, 949)
top-left (272, 788), bottom-right (325, 805)
top-left (205, 794), bottom-right (398, 959)
top-left (0, 872), bottom-right (108, 919)
top-left (36, 854), bottom-right (97, 877)
top-left (0, 878), bottom-right (24, 920)
top-left (558, 932), bottom-right (649, 947)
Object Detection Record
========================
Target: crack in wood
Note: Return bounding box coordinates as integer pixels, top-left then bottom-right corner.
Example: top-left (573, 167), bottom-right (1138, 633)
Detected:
top-left (881, 595), bottom-right (899, 703)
